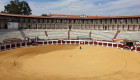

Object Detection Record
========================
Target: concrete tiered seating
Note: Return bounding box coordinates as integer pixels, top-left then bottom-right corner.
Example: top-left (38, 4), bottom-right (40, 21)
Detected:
top-left (0, 29), bottom-right (139, 43)
top-left (0, 30), bottom-right (24, 42)
top-left (116, 31), bottom-right (140, 41)
top-left (70, 30), bottom-right (91, 39)
top-left (47, 29), bottom-right (68, 39)
top-left (91, 30), bottom-right (117, 41)
top-left (20, 29), bottom-right (48, 39)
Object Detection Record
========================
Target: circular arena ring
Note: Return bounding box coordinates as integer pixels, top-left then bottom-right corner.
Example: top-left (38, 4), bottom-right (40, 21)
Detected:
top-left (0, 40), bottom-right (140, 80)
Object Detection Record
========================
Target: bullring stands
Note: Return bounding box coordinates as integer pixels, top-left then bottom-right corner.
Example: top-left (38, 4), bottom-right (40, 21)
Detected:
top-left (47, 29), bottom-right (68, 39)
top-left (70, 30), bottom-right (90, 39)
top-left (116, 31), bottom-right (140, 41)
top-left (0, 30), bottom-right (23, 42)
top-left (91, 30), bottom-right (117, 41)
top-left (0, 29), bottom-right (140, 43)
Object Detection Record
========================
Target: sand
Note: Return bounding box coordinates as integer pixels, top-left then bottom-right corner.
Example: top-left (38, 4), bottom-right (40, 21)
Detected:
top-left (0, 45), bottom-right (140, 80)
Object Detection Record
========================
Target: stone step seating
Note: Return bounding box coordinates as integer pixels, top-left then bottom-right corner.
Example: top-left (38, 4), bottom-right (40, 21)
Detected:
top-left (116, 31), bottom-right (140, 41)
top-left (91, 31), bottom-right (117, 41)
top-left (0, 30), bottom-right (24, 42)
top-left (70, 30), bottom-right (91, 39)
top-left (21, 29), bottom-right (48, 39)
top-left (47, 30), bottom-right (68, 39)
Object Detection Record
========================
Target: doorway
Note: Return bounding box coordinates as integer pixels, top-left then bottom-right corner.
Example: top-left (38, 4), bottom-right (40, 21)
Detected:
top-left (126, 42), bottom-right (133, 46)
top-left (105, 26), bottom-right (107, 30)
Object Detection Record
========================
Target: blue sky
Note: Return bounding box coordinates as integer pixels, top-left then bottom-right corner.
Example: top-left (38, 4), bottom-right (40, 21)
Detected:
top-left (0, 0), bottom-right (140, 16)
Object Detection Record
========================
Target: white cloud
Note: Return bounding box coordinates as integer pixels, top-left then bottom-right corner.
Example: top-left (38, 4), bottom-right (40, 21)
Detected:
top-left (1, 0), bottom-right (140, 16)
top-left (0, 0), bottom-right (9, 12)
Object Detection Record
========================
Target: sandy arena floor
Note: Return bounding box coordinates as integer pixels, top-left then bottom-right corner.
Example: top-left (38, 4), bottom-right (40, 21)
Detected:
top-left (0, 45), bottom-right (140, 80)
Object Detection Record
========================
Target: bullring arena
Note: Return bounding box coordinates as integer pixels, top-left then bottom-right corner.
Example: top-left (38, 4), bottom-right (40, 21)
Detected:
top-left (0, 13), bottom-right (140, 80)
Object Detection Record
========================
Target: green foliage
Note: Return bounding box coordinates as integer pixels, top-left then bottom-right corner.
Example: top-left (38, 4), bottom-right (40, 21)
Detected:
top-left (41, 14), bottom-right (49, 16)
top-left (1, 0), bottom-right (32, 15)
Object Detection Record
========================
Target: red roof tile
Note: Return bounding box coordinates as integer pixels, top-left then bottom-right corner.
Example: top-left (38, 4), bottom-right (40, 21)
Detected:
top-left (0, 13), bottom-right (140, 19)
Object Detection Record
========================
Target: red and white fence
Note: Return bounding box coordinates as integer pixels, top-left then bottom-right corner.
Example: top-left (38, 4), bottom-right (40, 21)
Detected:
top-left (0, 40), bottom-right (140, 52)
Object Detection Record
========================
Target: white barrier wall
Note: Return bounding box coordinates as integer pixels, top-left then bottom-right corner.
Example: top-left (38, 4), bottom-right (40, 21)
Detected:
top-left (0, 40), bottom-right (140, 52)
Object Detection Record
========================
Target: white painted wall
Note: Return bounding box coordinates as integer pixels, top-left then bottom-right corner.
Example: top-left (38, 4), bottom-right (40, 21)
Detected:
top-left (8, 22), bottom-right (18, 29)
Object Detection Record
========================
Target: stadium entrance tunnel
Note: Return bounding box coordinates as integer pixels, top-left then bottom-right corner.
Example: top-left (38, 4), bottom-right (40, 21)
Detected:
top-left (126, 42), bottom-right (133, 46)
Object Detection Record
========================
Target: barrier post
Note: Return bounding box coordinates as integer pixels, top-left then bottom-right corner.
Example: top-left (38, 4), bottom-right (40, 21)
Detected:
top-left (10, 44), bottom-right (11, 49)
top-left (107, 43), bottom-right (108, 47)
top-left (0, 46), bottom-right (1, 51)
top-left (20, 42), bottom-right (22, 47)
top-left (4, 45), bottom-right (6, 50)
top-left (84, 41), bottom-right (85, 45)
top-left (0, 45), bottom-right (2, 51)
top-left (97, 42), bottom-right (99, 46)
top-left (79, 41), bottom-right (80, 45)
top-left (61, 40), bottom-right (62, 45)
top-left (52, 41), bottom-right (53, 45)
top-left (102, 42), bottom-right (104, 46)
top-left (135, 46), bottom-right (137, 52)
top-left (25, 42), bottom-right (27, 46)
top-left (56, 41), bottom-right (58, 45)
top-left (117, 43), bottom-right (118, 48)
top-left (47, 41), bottom-right (48, 45)
top-left (93, 41), bottom-right (94, 45)
top-left (14, 43), bottom-right (16, 48)
top-left (42, 41), bottom-right (44, 45)
top-left (65, 40), bottom-right (66, 44)
top-left (112, 43), bottom-right (114, 48)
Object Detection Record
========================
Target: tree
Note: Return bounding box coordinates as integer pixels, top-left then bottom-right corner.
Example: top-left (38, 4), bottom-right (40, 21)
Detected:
top-left (1, 0), bottom-right (32, 15)
top-left (41, 14), bottom-right (49, 16)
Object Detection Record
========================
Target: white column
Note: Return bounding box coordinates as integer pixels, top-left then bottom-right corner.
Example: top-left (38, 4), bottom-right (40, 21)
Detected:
top-left (107, 43), bottom-right (108, 47)
top-left (52, 41), bottom-right (53, 45)
top-left (47, 41), bottom-right (49, 45)
top-left (56, 41), bottom-right (58, 45)
top-left (117, 43), bottom-right (118, 48)
top-left (43, 41), bottom-right (44, 45)
top-left (84, 41), bottom-right (85, 45)
top-left (88, 41), bottom-right (89, 45)
top-left (0, 46), bottom-right (1, 51)
top-left (10, 44), bottom-right (11, 49)
top-left (70, 40), bottom-right (72, 44)
top-left (65, 41), bottom-right (67, 44)
top-left (93, 41), bottom-right (94, 45)
top-left (61, 40), bottom-right (62, 45)
top-left (102, 42), bottom-right (104, 46)
top-left (25, 42), bottom-right (27, 46)
top-left (20, 42), bottom-right (22, 47)
top-left (135, 46), bottom-right (137, 52)
top-left (112, 43), bottom-right (114, 48)
top-left (15, 43), bottom-right (17, 48)
top-left (79, 41), bottom-right (80, 45)
top-left (4, 45), bottom-right (6, 50)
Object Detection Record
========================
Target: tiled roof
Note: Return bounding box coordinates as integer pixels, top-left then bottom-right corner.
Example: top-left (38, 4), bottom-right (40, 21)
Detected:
top-left (0, 13), bottom-right (140, 19)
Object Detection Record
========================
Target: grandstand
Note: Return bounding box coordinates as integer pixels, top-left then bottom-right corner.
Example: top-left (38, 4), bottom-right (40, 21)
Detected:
top-left (0, 13), bottom-right (140, 51)
top-left (116, 31), bottom-right (140, 41)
